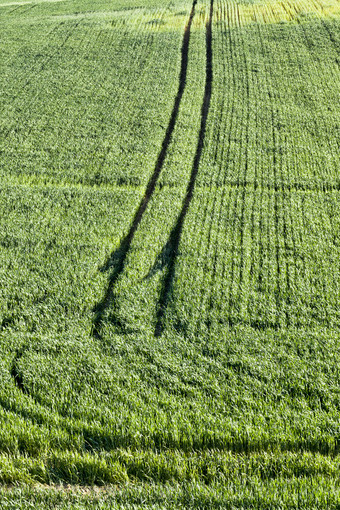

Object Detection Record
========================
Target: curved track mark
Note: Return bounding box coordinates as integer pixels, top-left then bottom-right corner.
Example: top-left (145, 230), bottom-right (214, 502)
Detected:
top-left (155, 0), bottom-right (214, 337)
top-left (92, 0), bottom-right (197, 338)
top-left (10, 349), bottom-right (28, 394)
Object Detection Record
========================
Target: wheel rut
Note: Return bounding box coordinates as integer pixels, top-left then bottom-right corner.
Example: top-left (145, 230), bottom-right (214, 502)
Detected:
top-left (10, 348), bottom-right (28, 394)
top-left (92, 0), bottom-right (198, 339)
top-left (155, 0), bottom-right (214, 336)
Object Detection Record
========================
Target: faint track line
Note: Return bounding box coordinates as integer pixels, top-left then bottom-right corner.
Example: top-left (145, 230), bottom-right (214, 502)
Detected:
top-left (191, 4), bottom-right (224, 329)
top-left (155, 0), bottom-right (214, 337)
top-left (266, 24), bottom-right (292, 326)
top-left (225, 4), bottom-right (247, 326)
top-left (10, 348), bottom-right (28, 394)
top-left (216, 0), bottom-right (240, 321)
top-left (0, 22), bottom-right (80, 141)
top-left (92, 0), bottom-right (198, 338)
top-left (82, 18), bottom-right (158, 174)
top-left (237, 18), bottom-right (251, 320)
top-left (255, 15), bottom-right (283, 327)
top-left (321, 17), bottom-right (340, 53)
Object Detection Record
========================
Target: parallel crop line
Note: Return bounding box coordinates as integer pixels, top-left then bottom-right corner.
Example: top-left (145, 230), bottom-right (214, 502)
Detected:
top-left (224, 1), bottom-right (248, 325)
top-left (237, 10), bottom-right (252, 321)
top-left (196, 0), bottom-right (230, 328)
top-left (267, 18), bottom-right (292, 326)
top-left (200, 0), bottom-right (238, 328)
top-left (254, 10), bottom-right (282, 327)
top-left (219, 0), bottom-right (243, 311)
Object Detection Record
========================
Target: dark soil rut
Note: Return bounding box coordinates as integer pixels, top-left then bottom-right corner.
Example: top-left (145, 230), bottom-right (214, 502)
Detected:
top-left (92, 0), bottom-right (198, 339)
top-left (155, 0), bottom-right (214, 336)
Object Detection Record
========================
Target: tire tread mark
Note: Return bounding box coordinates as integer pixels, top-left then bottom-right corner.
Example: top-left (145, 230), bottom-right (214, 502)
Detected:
top-left (10, 349), bottom-right (27, 394)
top-left (92, 0), bottom-right (198, 338)
top-left (155, 0), bottom-right (214, 337)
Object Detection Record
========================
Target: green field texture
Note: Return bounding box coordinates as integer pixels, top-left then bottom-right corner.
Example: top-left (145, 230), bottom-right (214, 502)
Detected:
top-left (0, 0), bottom-right (340, 505)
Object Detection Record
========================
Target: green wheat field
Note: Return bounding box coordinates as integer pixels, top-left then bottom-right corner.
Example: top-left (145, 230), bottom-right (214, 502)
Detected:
top-left (0, 0), bottom-right (340, 506)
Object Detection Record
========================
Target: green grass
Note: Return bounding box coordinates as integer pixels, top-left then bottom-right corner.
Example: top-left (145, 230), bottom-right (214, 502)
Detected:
top-left (0, 0), bottom-right (340, 506)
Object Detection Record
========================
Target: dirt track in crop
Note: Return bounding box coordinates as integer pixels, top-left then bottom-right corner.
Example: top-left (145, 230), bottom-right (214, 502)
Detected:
top-left (92, 0), bottom-right (198, 339)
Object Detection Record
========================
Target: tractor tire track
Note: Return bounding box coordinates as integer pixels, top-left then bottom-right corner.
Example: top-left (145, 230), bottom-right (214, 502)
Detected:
top-left (10, 348), bottom-right (28, 394)
top-left (92, 0), bottom-right (198, 338)
top-left (155, 0), bottom-right (214, 337)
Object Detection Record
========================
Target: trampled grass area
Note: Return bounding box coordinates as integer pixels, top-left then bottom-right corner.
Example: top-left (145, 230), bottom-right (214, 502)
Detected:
top-left (0, 0), bottom-right (340, 506)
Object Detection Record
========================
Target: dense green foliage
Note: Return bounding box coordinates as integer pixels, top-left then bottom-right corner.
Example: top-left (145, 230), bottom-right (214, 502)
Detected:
top-left (0, 0), bottom-right (339, 505)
